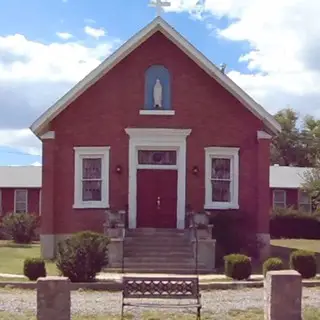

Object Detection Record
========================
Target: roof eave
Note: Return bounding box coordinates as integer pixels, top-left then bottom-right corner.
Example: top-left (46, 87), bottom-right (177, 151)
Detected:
top-left (29, 16), bottom-right (281, 136)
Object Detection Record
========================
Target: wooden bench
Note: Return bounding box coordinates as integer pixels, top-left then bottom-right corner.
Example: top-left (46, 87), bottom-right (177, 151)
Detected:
top-left (121, 276), bottom-right (201, 319)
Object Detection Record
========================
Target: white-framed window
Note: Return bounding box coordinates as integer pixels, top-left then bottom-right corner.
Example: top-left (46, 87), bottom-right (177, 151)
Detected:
top-left (298, 190), bottom-right (312, 212)
top-left (273, 189), bottom-right (286, 208)
top-left (14, 189), bottom-right (28, 213)
top-left (205, 147), bottom-right (240, 209)
top-left (73, 146), bottom-right (110, 209)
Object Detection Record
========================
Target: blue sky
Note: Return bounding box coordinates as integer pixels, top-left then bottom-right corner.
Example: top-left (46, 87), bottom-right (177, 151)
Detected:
top-left (0, 0), bottom-right (318, 166)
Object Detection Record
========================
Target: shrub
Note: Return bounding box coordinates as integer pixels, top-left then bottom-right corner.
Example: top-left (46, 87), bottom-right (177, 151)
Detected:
top-left (270, 207), bottom-right (320, 239)
top-left (224, 254), bottom-right (252, 280)
top-left (2, 213), bottom-right (38, 244)
top-left (23, 258), bottom-right (46, 281)
top-left (289, 250), bottom-right (317, 278)
top-left (263, 257), bottom-right (284, 277)
top-left (56, 231), bottom-right (110, 282)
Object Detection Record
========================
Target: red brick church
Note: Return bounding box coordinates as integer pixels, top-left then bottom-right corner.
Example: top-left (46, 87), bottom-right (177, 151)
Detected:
top-left (30, 16), bottom-right (280, 268)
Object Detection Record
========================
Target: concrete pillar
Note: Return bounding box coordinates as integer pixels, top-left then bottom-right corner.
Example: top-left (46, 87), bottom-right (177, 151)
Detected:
top-left (192, 239), bottom-right (216, 271)
top-left (40, 131), bottom-right (55, 259)
top-left (264, 270), bottom-right (302, 320)
top-left (257, 130), bottom-right (272, 260)
top-left (37, 276), bottom-right (71, 320)
top-left (108, 238), bottom-right (124, 267)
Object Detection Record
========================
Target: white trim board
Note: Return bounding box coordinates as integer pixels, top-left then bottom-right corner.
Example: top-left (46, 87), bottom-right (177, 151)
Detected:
top-left (125, 128), bottom-right (191, 229)
top-left (30, 17), bottom-right (281, 136)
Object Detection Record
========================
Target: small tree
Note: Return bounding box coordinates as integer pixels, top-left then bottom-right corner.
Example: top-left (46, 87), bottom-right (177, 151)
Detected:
top-left (302, 167), bottom-right (320, 211)
top-left (2, 212), bottom-right (38, 244)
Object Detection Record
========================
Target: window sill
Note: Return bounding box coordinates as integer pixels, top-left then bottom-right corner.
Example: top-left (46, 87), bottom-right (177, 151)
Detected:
top-left (204, 203), bottom-right (239, 210)
top-left (73, 203), bottom-right (110, 209)
top-left (139, 110), bottom-right (175, 116)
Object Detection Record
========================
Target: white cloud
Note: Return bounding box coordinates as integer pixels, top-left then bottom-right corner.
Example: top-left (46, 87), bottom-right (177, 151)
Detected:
top-left (0, 32), bottom-right (120, 157)
top-left (84, 26), bottom-right (106, 39)
top-left (56, 32), bottom-right (73, 40)
top-left (168, 0), bottom-right (320, 117)
top-left (31, 161), bottom-right (42, 166)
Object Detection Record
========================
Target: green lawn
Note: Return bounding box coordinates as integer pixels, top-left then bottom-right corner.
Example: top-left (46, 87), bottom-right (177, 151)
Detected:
top-left (271, 239), bottom-right (320, 253)
top-left (0, 308), bottom-right (319, 320)
top-left (0, 241), bottom-right (57, 276)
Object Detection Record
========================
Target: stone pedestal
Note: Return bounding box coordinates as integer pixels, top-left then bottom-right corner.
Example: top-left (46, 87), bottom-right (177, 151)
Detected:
top-left (37, 276), bottom-right (70, 320)
top-left (108, 238), bottom-right (124, 267)
top-left (192, 239), bottom-right (216, 271)
top-left (264, 270), bottom-right (302, 320)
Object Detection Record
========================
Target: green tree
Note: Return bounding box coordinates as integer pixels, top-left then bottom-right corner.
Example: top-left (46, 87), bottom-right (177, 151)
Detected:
top-left (302, 167), bottom-right (320, 210)
top-left (271, 108), bottom-right (303, 166)
top-left (271, 108), bottom-right (320, 167)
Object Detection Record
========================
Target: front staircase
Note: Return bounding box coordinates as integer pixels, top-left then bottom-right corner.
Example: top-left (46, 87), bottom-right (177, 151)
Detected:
top-left (120, 228), bottom-right (209, 274)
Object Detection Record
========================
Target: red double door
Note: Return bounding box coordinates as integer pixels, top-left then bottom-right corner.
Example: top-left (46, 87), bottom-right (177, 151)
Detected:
top-left (137, 169), bottom-right (177, 228)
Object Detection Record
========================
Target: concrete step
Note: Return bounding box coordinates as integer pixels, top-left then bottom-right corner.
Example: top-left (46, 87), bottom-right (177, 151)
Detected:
top-left (124, 251), bottom-right (193, 258)
top-left (124, 249), bottom-right (193, 256)
top-left (124, 257), bottom-right (194, 263)
top-left (120, 261), bottom-right (199, 268)
top-left (124, 243), bottom-right (189, 249)
top-left (107, 267), bottom-right (211, 274)
top-left (126, 228), bottom-right (185, 235)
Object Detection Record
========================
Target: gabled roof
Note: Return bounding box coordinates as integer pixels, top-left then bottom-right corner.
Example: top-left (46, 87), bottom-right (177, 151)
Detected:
top-left (30, 17), bottom-right (281, 137)
top-left (0, 166), bottom-right (42, 188)
top-left (270, 165), bottom-right (312, 189)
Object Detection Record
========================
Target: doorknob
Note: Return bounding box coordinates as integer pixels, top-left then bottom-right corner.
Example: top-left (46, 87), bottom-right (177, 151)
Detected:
top-left (156, 196), bottom-right (161, 210)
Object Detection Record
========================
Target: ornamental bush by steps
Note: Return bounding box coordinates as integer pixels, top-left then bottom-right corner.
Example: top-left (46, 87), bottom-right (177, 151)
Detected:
top-left (263, 257), bottom-right (284, 277)
top-left (290, 250), bottom-right (317, 279)
top-left (224, 254), bottom-right (252, 280)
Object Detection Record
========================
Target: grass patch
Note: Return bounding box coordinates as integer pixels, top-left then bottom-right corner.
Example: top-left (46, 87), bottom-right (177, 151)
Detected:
top-left (0, 240), bottom-right (57, 276)
top-left (271, 239), bottom-right (320, 253)
top-left (0, 277), bottom-right (29, 282)
top-left (0, 309), bottom-right (319, 320)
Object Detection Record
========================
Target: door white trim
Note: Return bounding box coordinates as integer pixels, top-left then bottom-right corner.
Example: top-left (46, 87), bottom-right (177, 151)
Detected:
top-left (125, 128), bottom-right (191, 229)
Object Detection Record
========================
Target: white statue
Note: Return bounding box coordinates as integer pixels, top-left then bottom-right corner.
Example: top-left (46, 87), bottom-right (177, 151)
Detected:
top-left (153, 78), bottom-right (163, 109)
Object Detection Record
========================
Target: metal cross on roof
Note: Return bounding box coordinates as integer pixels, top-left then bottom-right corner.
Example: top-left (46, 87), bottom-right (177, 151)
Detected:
top-left (149, 0), bottom-right (171, 17)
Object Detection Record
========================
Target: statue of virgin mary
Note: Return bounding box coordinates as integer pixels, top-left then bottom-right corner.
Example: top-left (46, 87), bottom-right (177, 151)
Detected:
top-left (153, 78), bottom-right (163, 109)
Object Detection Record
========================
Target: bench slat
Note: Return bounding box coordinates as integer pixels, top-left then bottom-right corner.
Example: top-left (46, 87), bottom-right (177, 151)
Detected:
top-left (124, 302), bottom-right (201, 308)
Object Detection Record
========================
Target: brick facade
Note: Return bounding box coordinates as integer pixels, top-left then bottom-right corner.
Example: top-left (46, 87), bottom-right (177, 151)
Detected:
top-left (39, 31), bottom-right (271, 237)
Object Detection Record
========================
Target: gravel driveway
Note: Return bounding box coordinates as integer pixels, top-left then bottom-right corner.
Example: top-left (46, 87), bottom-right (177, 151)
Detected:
top-left (0, 288), bottom-right (319, 318)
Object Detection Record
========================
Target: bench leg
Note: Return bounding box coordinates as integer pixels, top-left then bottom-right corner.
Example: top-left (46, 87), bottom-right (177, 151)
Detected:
top-left (197, 306), bottom-right (201, 320)
top-left (121, 304), bottom-right (124, 320)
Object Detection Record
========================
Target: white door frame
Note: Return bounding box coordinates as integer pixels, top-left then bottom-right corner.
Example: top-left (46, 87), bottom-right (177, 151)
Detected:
top-left (125, 128), bottom-right (192, 229)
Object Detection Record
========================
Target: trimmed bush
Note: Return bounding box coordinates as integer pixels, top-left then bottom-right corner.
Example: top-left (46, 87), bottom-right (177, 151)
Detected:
top-left (263, 257), bottom-right (284, 277)
top-left (224, 254), bottom-right (252, 280)
top-left (23, 258), bottom-right (46, 281)
top-left (56, 231), bottom-right (110, 283)
top-left (270, 207), bottom-right (320, 239)
top-left (2, 212), bottom-right (38, 244)
top-left (289, 250), bottom-right (317, 278)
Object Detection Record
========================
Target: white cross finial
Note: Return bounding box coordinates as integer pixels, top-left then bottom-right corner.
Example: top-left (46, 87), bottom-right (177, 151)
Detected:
top-left (149, 0), bottom-right (171, 17)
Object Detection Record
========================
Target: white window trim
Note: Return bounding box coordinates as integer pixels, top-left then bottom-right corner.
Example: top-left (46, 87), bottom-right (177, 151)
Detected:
top-left (39, 190), bottom-right (42, 216)
top-left (73, 146), bottom-right (110, 209)
top-left (204, 147), bottom-right (240, 210)
top-left (14, 189), bottom-right (28, 213)
top-left (298, 190), bottom-right (312, 212)
top-left (139, 110), bottom-right (175, 116)
top-left (272, 189), bottom-right (286, 209)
